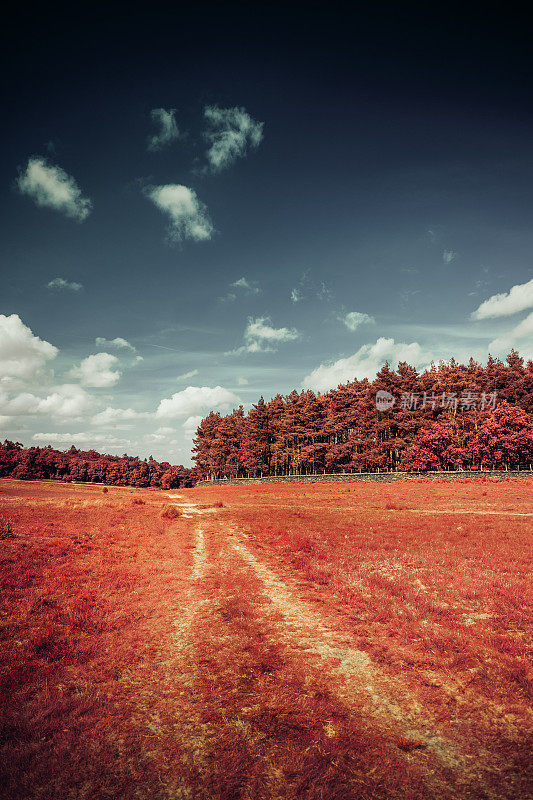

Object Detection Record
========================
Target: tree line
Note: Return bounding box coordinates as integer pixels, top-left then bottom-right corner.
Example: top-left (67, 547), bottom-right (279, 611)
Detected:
top-left (192, 351), bottom-right (533, 478)
top-left (0, 442), bottom-right (199, 488)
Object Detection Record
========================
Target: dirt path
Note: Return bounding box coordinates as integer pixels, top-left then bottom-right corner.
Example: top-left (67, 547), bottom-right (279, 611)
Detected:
top-left (156, 495), bottom-right (525, 799)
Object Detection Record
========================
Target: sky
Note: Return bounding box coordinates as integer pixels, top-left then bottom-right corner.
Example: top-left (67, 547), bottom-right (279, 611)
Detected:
top-left (1, 2), bottom-right (533, 466)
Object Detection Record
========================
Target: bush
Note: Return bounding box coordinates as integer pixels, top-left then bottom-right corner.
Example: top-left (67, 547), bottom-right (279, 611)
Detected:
top-left (161, 505), bottom-right (181, 519)
top-left (0, 517), bottom-right (15, 539)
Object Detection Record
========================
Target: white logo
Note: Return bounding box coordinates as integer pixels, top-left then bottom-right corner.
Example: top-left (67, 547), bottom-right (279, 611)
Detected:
top-left (375, 390), bottom-right (395, 411)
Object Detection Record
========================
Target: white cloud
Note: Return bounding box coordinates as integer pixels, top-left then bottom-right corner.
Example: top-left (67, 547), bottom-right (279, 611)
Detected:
top-left (237, 377), bottom-right (248, 385)
top-left (32, 432), bottom-right (129, 447)
top-left (47, 277), bottom-right (83, 292)
top-left (443, 249), bottom-right (457, 263)
top-left (17, 157), bottom-right (92, 221)
top-left (488, 311), bottom-right (533, 358)
top-left (302, 337), bottom-right (427, 391)
top-left (0, 314), bottom-right (57, 382)
top-left (177, 369), bottom-right (199, 381)
top-left (145, 184), bottom-right (214, 243)
top-left (291, 288), bottom-right (302, 303)
top-left (204, 105), bottom-right (264, 172)
top-left (147, 108), bottom-right (182, 151)
top-left (1, 384), bottom-right (95, 419)
top-left (342, 311), bottom-right (375, 331)
top-left (91, 406), bottom-right (147, 426)
top-left (67, 353), bottom-right (121, 387)
top-left (95, 336), bottom-right (136, 352)
top-left (156, 385), bottom-right (240, 419)
top-left (182, 415), bottom-right (204, 439)
top-left (220, 276), bottom-right (261, 302)
top-left (229, 316), bottom-right (300, 355)
top-left (155, 426), bottom-right (174, 436)
top-left (471, 278), bottom-right (533, 319)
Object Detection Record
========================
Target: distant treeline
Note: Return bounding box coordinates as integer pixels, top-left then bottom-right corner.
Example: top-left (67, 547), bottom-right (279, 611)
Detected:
top-left (192, 351), bottom-right (533, 478)
top-left (0, 442), bottom-right (199, 488)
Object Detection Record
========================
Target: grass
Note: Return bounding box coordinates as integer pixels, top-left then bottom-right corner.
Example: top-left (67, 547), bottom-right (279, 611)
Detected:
top-left (1, 476), bottom-right (532, 799)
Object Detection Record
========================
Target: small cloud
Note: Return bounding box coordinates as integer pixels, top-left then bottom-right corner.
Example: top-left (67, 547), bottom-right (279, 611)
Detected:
top-left (443, 249), bottom-right (457, 263)
top-left (145, 184), bottom-right (214, 243)
top-left (471, 278), bottom-right (533, 320)
top-left (400, 266), bottom-right (419, 275)
top-left (155, 426), bottom-right (174, 435)
top-left (147, 108), bottom-right (182, 152)
top-left (203, 105), bottom-right (264, 173)
top-left (342, 311), bottom-right (375, 331)
top-left (219, 276), bottom-right (261, 302)
top-left (290, 288), bottom-right (302, 303)
top-left (47, 277), bottom-right (83, 292)
top-left (399, 288), bottom-right (421, 308)
top-left (91, 406), bottom-right (147, 426)
top-left (17, 157), bottom-right (92, 221)
top-left (228, 316), bottom-right (300, 355)
top-left (177, 369), bottom-right (199, 381)
top-left (237, 377), bottom-right (248, 385)
top-left (32, 431), bottom-right (129, 447)
top-left (95, 336), bottom-right (136, 352)
top-left (67, 353), bottom-right (121, 388)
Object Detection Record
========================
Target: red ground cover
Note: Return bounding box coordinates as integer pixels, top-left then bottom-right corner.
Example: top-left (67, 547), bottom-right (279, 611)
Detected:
top-left (1, 477), bottom-right (532, 799)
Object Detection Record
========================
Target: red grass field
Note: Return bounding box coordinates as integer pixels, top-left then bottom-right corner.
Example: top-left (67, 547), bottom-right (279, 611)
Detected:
top-left (1, 476), bottom-right (532, 799)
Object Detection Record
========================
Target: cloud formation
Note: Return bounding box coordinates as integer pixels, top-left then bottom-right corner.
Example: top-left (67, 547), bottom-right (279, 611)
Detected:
top-left (1, 384), bottom-right (94, 420)
top-left (204, 105), bottom-right (264, 172)
top-left (219, 276), bottom-right (261, 303)
top-left (95, 336), bottom-right (136, 352)
top-left (145, 184), bottom-right (214, 243)
top-left (302, 337), bottom-right (427, 391)
top-left (229, 316), bottom-right (300, 354)
top-left (342, 311), bottom-right (375, 331)
top-left (68, 353), bottom-right (121, 387)
top-left (488, 311), bottom-right (533, 358)
top-left (91, 407), bottom-right (147, 426)
top-left (442, 249), bottom-right (457, 263)
top-left (47, 277), bottom-right (83, 292)
top-left (0, 314), bottom-right (57, 382)
top-left (156, 385), bottom-right (240, 419)
top-left (147, 108), bottom-right (182, 151)
top-left (17, 157), bottom-right (92, 221)
top-left (177, 369), bottom-right (199, 381)
top-left (471, 278), bottom-right (533, 319)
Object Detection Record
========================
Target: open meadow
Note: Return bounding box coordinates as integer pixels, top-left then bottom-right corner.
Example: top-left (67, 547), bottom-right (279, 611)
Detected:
top-left (1, 476), bottom-right (532, 800)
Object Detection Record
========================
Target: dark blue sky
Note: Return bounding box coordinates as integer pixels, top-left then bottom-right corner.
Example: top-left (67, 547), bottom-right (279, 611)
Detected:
top-left (1, 2), bottom-right (532, 463)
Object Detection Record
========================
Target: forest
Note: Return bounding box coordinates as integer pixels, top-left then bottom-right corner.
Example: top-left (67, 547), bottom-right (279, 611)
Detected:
top-left (0, 442), bottom-right (199, 488)
top-left (192, 351), bottom-right (533, 478)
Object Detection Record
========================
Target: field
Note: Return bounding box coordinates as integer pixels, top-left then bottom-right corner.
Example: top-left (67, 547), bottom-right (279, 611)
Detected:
top-left (1, 477), bottom-right (532, 800)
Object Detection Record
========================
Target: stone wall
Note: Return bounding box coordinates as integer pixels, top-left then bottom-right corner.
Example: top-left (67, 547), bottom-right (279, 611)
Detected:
top-left (196, 469), bottom-right (531, 487)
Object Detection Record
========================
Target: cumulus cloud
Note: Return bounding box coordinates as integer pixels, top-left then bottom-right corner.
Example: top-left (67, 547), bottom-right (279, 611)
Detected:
top-left (95, 336), bottom-right (136, 352)
top-left (182, 415), bottom-right (204, 439)
top-left (471, 278), bottom-right (533, 320)
top-left (156, 385), bottom-right (240, 419)
top-left (145, 184), bottom-right (214, 243)
top-left (177, 369), bottom-right (199, 381)
top-left (147, 108), bottom-right (182, 151)
top-left (228, 316), bottom-right (300, 355)
top-left (1, 384), bottom-right (94, 419)
top-left (342, 311), bottom-right (375, 331)
top-left (67, 353), bottom-right (121, 387)
top-left (47, 277), bottom-right (83, 292)
top-left (302, 337), bottom-right (427, 392)
top-left (0, 314), bottom-right (57, 382)
top-left (204, 105), bottom-right (264, 172)
top-left (17, 157), bottom-right (92, 221)
top-left (91, 407), bottom-right (147, 426)
top-left (443, 249), bottom-right (457, 263)
top-left (488, 311), bottom-right (533, 358)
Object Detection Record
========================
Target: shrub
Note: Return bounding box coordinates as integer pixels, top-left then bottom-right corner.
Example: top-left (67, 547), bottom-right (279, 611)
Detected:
top-left (132, 498), bottom-right (145, 505)
top-left (0, 517), bottom-right (15, 539)
top-left (161, 505), bottom-right (181, 519)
